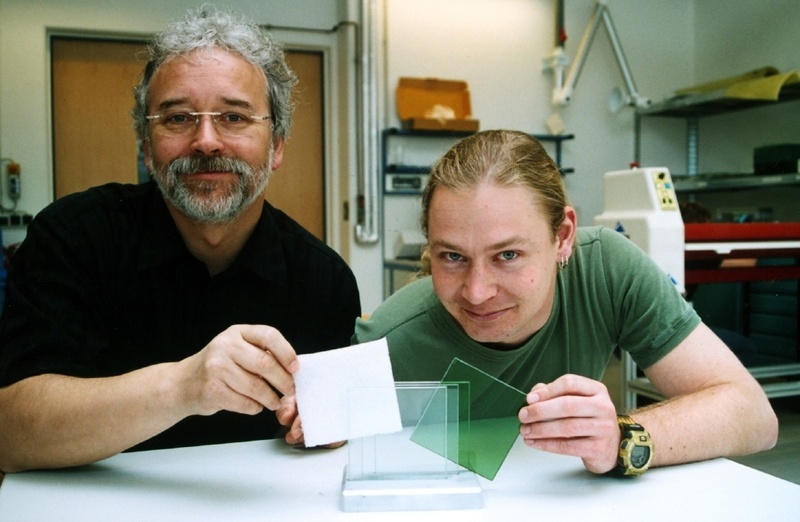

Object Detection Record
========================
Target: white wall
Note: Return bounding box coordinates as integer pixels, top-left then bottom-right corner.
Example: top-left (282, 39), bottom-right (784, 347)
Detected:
top-left (1, 0), bottom-right (798, 314)
top-left (383, 0), bottom-right (694, 229)
top-left (692, 0), bottom-right (800, 174)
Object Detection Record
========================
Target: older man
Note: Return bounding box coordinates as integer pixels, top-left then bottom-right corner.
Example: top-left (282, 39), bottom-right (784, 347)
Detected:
top-left (0, 6), bottom-right (360, 473)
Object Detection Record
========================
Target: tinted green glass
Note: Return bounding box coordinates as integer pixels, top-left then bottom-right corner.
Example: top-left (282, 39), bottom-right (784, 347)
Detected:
top-left (411, 358), bottom-right (527, 480)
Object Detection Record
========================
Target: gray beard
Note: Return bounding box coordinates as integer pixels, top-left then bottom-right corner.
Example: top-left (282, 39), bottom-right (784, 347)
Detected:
top-left (151, 148), bottom-right (273, 224)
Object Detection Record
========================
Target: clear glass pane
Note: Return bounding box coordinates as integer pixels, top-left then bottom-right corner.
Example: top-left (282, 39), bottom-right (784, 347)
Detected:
top-left (348, 383), bottom-right (460, 480)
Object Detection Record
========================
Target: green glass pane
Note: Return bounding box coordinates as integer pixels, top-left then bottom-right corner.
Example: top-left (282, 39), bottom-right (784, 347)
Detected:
top-left (411, 358), bottom-right (527, 480)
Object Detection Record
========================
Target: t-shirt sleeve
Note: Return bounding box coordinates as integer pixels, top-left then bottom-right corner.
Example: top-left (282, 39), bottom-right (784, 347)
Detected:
top-left (598, 227), bottom-right (700, 369)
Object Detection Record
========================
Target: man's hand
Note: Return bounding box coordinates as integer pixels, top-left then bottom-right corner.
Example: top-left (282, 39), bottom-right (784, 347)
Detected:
top-left (518, 374), bottom-right (619, 474)
top-left (0, 325), bottom-right (300, 472)
top-left (174, 324), bottom-right (299, 417)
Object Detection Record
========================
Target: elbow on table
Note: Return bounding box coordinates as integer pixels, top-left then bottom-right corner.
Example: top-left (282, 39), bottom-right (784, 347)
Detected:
top-left (0, 432), bottom-right (28, 474)
top-left (0, 384), bottom-right (39, 474)
top-left (0, 445), bottom-right (24, 475)
top-left (743, 385), bottom-right (779, 454)
top-left (760, 405), bottom-right (780, 452)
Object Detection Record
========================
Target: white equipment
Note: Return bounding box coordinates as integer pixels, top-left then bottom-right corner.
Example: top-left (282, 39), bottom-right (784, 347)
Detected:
top-left (594, 167), bottom-right (685, 295)
top-left (594, 167), bottom-right (685, 410)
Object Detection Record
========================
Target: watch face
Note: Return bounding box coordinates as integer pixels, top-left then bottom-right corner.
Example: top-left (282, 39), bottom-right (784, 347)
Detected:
top-left (630, 445), bottom-right (651, 469)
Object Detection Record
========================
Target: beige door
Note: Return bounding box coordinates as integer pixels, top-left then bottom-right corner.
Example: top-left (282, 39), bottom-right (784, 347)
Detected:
top-left (266, 51), bottom-right (325, 240)
top-left (52, 38), bottom-right (145, 194)
top-left (51, 38), bottom-right (325, 240)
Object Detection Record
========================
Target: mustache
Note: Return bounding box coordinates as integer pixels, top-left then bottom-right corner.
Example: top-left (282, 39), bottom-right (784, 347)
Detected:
top-left (166, 156), bottom-right (254, 177)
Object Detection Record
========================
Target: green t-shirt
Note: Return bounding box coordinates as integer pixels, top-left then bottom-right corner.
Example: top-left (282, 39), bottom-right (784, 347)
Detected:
top-left (354, 226), bottom-right (700, 392)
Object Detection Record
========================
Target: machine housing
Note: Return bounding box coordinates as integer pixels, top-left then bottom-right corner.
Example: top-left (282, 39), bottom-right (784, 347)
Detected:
top-left (594, 167), bottom-right (685, 295)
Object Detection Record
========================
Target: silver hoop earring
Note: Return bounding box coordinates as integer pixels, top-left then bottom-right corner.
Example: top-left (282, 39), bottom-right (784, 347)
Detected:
top-left (558, 256), bottom-right (569, 270)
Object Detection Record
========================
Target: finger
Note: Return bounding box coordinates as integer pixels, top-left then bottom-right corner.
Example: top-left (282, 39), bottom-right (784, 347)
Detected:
top-left (521, 421), bottom-right (619, 472)
top-left (523, 433), bottom-right (602, 458)
top-left (522, 392), bottom-right (615, 426)
top-left (525, 382), bottom-right (547, 406)
top-left (526, 374), bottom-right (605, 404)
top-left (216, 361), bottom-right (283, 412)
top-left (230, 336), bottom-right (296, 399)
top-left (522, 415), bottom-right (610, 440)
top-left (183, 344), bottom-right (273, 415)
top-left (240, 325), bottom-right (299, 373)
top-left (520, 386), bottom-right (614, 426)
top-left (276, 395), bottom-right (298, 426)
top-left (284, 416), bottom-right (304, 446)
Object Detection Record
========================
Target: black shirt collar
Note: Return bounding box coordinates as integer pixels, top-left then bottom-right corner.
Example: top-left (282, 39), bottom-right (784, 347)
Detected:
top-left (137, 187), bottom-right (288, 287)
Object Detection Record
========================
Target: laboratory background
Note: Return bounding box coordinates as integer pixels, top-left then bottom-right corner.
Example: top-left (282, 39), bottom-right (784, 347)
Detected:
top-left (0, 0), bottom-right (798, 480)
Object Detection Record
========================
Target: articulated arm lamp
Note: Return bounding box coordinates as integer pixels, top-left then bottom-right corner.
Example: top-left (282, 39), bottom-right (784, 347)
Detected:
top-left (544, 0), bottom-right (650, 110)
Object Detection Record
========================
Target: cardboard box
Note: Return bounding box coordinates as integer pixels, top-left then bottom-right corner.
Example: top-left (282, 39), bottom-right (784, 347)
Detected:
top-left (396, 77), bottom-right (479, 132)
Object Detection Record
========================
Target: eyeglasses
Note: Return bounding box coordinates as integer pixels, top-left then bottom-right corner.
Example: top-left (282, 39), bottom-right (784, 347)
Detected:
top-left (146, 110), bottom-right (272, 138)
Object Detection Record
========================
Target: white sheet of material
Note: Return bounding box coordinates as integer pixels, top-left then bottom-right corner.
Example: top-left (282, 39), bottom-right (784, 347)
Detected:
top-left (294, 338), bottom-right (402, 447)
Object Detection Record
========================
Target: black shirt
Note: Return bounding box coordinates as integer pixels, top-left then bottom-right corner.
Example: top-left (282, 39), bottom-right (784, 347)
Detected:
top-left (0, 181), bottom-right (361, 450)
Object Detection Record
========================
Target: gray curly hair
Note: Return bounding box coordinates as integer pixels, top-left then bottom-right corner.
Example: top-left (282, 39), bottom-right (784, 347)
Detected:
top-left (132, 5), bottom-right (297, 143)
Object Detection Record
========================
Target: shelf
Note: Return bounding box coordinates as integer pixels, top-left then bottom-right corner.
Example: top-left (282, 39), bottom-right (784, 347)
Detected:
top-left (673, 172), bottom-right (800, 193)
top-left (383, 128), bottom-right (576, 142)
top-left (382, 128), bottom-right (575, 184)
top-left (637, 82), bottom-right (800, 119)
top-left (384, 165), bottom-right (430, 175)
top-left (635, 79), bottom-right (800, 175)
top-left (630, 363), bottom-right (800, 400)
top-left (383, 128), bottom-right (475, 139)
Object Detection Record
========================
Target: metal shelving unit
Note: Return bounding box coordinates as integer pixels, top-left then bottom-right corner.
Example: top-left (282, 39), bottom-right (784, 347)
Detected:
top-left (628, 85), bottom-right (800, 409)
top-left (382, 128), bottom-right (575, 183)
top-left (634, 81), bottom-right (800, 179)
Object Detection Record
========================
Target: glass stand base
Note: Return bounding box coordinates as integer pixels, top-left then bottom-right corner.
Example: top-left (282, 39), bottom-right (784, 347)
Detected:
top-left (340, 466), bottom-right (483, 512)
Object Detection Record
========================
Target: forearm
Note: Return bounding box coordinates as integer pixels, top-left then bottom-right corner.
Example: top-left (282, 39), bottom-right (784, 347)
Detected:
top-left (631, 379), bottom-right (778, 467)
top-left (0, 365), bottom-right (189, 472)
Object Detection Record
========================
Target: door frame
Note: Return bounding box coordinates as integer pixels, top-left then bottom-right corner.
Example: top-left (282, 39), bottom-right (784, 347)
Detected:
top-left (270, 30), bottom-right (349, 257)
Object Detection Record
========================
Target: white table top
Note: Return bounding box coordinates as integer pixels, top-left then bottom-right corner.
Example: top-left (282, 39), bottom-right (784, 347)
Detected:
top-left (1, 437), bottom-right (798, 521)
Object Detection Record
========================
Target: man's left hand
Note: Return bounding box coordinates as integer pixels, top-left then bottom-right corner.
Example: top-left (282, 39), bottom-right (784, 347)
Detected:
top-left (518, 374), bottom-right (619, 473)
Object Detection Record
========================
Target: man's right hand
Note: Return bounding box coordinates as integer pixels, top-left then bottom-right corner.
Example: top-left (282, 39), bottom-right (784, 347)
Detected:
top-left (0, 324), bottom-right (300, 472)
top-left (175, 324), bottom-right (299, 417)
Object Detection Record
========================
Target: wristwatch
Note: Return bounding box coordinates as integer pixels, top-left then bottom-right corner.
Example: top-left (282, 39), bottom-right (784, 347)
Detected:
top-left (613, 414), bottom-right (654, 476)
